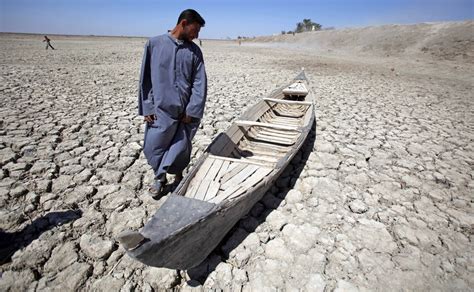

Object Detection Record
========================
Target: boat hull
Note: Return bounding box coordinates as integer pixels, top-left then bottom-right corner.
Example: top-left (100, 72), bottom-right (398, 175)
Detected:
top-left (124, 72), bottom-right (315, 270)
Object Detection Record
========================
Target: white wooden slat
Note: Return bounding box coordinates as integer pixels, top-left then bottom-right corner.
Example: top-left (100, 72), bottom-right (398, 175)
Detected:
top-left (257, 128), bottom-right (299, 139)
top-left (220, 162), bottom-right (248, 184)
top-left (215, 160), bottom-right (230, 182)
top-left (184, 158), bottom-right (215, 198)
top-left (209, 167), bottom-right (272, 204)
top-left (242, 138), bottom-right (290, 151)
top-left (235, 120), bottom-right (300, 132)
top-left (194, 158), bottom-right (224, 201)
top-left (226, 167), bottom-right (273, 200)
top-left (252, 133), bottom-right (294, 145)
top-left (221, 164), bottom-right (259, 190)
top-left (264, 97), bottom-right (312, 106)
top-left (208, 154), bottom-right (272, 168)
top-left (204, 181), bottom-right (220, 201)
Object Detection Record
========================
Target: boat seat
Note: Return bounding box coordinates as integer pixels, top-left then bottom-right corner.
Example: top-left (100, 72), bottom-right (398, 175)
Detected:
top-left (234, 120), bottom-right (301, 132)
top-left (263, 98), bottom-right (312, 106)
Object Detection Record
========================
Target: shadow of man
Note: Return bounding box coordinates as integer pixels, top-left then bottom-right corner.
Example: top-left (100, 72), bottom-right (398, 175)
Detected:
top-left (0, 209), bottom-right (82, 264)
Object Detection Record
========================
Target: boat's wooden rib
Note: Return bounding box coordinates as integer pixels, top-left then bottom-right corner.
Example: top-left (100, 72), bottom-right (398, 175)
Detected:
top-left (256, 128), bottom-right (299, 139)
top-left (237, 146), bottom-right (284, 158)
top-left (122, 70), bottom-right (315, 270)
top-left (246, 131), bottom-right (296, 146)
top-left (262, 112), bottom-right (302, 124)
top-left (241, 136), bottom-right (293, 150)
top-left (264, 97), bottom-right (312, 106)
top-left (208, 154), bottom-right (273, 167)
top-left (253, 133), bottom-right (295, 145)
top-left (235, 120), bottom-right (301, 132)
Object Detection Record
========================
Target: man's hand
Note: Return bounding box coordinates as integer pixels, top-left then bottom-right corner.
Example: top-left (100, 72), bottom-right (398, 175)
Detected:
top-left (144, 114), bottom-right (156, 124)
top-left (181, 115), bottom-right (192, 124)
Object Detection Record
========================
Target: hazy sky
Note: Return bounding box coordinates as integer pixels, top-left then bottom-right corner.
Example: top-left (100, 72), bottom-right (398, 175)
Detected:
top-left (1, 0), bottom-right (472, 39)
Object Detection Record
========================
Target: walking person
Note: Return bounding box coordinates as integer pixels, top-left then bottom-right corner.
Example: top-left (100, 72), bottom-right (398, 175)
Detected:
top-left (43, 35), bottom-right (55, 50)
top-left (138, 9), bottom-right (207, 198)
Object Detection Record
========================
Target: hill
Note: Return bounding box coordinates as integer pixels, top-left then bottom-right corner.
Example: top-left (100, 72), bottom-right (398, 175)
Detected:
top-left (250, 21), bottom-right (474, 63)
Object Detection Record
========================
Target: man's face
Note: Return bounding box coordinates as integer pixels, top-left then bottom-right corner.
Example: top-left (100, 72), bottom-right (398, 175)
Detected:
top-left (183, 21), bottom-right (201, 41)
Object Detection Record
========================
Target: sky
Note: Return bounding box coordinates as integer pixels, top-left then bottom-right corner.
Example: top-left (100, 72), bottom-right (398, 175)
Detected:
top-left (1, 0), bottom-right (473, 39)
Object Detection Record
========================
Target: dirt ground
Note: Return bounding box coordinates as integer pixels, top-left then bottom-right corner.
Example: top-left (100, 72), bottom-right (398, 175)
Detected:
top-left (0, 20), bottom-right (472, 291)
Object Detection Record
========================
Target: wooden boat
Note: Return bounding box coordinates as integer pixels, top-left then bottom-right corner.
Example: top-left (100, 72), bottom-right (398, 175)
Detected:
top-left (120, 70), bottom-right (315, 270)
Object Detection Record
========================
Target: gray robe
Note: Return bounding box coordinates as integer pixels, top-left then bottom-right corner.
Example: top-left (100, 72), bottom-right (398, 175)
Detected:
top-left (138, 34), bottom-right (207, 180)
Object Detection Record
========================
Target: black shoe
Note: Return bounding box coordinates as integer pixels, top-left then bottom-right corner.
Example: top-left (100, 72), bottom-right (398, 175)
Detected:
top-left (148, 179), bottom-right (167, 199)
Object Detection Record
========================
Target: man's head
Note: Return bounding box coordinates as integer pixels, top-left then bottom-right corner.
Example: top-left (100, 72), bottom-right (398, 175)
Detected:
top-left (175, 9), bottom-right (205, 42)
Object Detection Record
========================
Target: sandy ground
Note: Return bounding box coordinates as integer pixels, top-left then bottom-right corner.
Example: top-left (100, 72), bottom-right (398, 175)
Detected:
top-left (0, 20), bottom-right (473, 291)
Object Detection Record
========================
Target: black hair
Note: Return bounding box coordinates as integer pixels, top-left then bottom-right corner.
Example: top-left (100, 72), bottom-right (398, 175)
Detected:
top-left (177, 9), bottom-right (205, 27)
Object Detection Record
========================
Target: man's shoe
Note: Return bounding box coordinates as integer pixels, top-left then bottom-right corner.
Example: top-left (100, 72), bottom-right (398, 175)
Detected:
top-left (148, 179), bottom-right (167, 199)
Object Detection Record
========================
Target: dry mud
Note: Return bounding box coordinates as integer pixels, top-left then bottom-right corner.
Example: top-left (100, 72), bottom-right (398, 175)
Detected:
top-left (0, 24), bottom-right (472, 291)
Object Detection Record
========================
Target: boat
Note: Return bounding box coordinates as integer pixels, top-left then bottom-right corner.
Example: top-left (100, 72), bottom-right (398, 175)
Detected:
top-left (118, 70), bottom-right (315, 270)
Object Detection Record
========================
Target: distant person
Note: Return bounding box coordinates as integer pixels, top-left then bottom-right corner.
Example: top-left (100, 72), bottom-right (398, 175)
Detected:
top-left (199, 39), bottom-right (202, 46)
top-left (138, 9), bottom-right (207, 197)
top-left (43, 35), bottom-right (55, 50)
top-left (238, 40), bottom-right (241, 46)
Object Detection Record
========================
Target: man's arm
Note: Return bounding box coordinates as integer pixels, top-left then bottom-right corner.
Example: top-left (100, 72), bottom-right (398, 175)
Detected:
top-left (138, 40), bottom-right (155, 118)
top-left (185, 49), bottom-right (207, 120)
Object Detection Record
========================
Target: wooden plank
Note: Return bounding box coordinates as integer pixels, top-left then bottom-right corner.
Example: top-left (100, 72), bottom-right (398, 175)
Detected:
top-left (235, 120), bottom-right (300, 132)
top-left (226, 167), bottom-right (273, 200)
top-left (241, 155), bottom-right (279, 163)
top-left (185, 158), bottom-right (215, 198)
top-left (209, 154), bottom-right (271, 168)
top-left (263, 117), bottom-right (300, 125)
top-left (237, 144), bottom-right (285, 157)
top-left (215, 160), bottom-right (230, 182)
top-left (211, 166), bottom-right (258, 203)
top-left (209, 167), bottom-right (273, 204)
top-left (264, 112), bottom-right (302, 123)
top-left (221, 164), bottom-right (259, 190)
top-left (259, 126), bottom-right (300, 136)
top-left (257, 128), bottom-right (299, 139)
top-left (251, 132), bottom-right (295, 144)
top-left (220, 162), bottom-right (249, 184)
top-left (242, 138), bottom-right (291, 151)
top-left (194, 159), bottom-right (224, 201)
top-left (209, 126), bottom-right (241, 157)
top-left (204, 181), bottom-right (221, 201)
top-left (264, 97), bottom-right (312, 106)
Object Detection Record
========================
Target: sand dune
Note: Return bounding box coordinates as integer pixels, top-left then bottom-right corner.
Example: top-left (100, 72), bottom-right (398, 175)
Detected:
top-left (251, 21), bottom-right (474, 62)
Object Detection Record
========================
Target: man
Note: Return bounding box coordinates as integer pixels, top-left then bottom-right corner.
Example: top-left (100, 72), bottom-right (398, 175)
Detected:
top-left (43, 35), bottom-right (55, 50)
top-left (138, 9), bottom-right (207, 198)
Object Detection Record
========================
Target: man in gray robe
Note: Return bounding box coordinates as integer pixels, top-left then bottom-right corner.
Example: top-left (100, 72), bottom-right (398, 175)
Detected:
top-left (138, 9), bottom-right (207, 197)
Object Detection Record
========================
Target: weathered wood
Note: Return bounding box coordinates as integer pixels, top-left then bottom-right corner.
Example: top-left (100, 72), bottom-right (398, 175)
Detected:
top-left (210, 167), bottom-right (273, 203)
top-left (264, 97), bottom-right (312, 106)
top-left (185, 158), bottom-right (215, 198)
top-left (235, 120), bottom-right (301, 132)
top-left (241, 138), bottom-right (291, 151)
top-left (221, 164), bottom-right (259, 190)
top-left (194, 159), bottom-right (224, 201)
top-left (208, 154), bottom-right (272, 167)
top-left (257, 128), bottom-right (299, 139)
top-left (220, 162), bottom-right (249, 184)
top-left (123, 71), bottom-right (315, 270)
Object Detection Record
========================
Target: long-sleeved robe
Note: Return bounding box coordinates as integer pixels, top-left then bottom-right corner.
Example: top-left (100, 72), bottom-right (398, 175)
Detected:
top-left (138, 34), bottom-right (207, 180)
